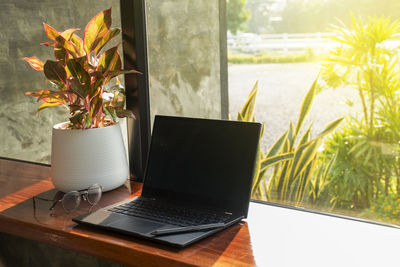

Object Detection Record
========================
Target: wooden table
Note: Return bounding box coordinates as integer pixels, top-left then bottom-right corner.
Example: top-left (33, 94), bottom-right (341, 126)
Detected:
top-left (0, 158), bottom-right (399, 267)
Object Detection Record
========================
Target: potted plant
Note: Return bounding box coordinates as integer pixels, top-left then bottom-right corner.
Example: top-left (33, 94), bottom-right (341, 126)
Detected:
top-left (24, 8), bottom-right (140, 192)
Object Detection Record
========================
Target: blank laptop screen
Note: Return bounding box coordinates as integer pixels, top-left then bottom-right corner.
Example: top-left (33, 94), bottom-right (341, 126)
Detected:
top-left (142, 116), bottom-right (261, 217)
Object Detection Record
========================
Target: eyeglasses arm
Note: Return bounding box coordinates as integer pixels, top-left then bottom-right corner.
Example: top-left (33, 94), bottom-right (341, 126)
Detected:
top-left (49, 199), bottom-right (62, 211)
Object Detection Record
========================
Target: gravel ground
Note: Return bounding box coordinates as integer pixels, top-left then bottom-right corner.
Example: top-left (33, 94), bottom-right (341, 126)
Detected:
top-left (228, 62), bottom-right (361, 152)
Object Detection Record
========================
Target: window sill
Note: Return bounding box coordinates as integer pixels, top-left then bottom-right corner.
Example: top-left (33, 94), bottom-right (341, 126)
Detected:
top-left (0, 158), bottom-right (398, 266)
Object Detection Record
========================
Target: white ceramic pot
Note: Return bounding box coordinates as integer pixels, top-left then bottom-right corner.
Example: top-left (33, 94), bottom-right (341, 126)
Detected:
top-left (51, 122), bottom-right (129, 192)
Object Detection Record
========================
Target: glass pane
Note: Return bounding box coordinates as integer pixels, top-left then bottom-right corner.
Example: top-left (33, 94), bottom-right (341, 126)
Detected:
top-left (228, 0), bottom-right (400, 226)
top-left (0, 1), bottom-right (122, 164)
top-left (145, 0), bottom-right (222, 123)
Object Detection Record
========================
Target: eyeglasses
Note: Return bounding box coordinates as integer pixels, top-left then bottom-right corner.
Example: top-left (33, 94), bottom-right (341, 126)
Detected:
top-left (33, 184), bottom-right (103, 216)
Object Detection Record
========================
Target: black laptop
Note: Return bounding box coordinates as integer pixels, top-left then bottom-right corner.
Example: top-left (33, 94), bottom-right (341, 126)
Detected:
top-left (73, 115), bottom-right (261, 247)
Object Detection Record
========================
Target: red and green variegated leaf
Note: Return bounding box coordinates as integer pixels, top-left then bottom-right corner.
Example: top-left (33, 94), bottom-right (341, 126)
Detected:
top-left (84, 8), bottom-right (112, 54)
top-left (96, 46), bottom-right (120, 73)
top-left (41, 42), bottom-right (56, 47)
top-left (37, 101), bottom-right (64, 112)
top-left (41, 94), bottom-right (67, 103)
top-left (83, 114), bottom-right (93, 129)
top-left (89, 97), bottom-right (103, 118)
top-left (89, 77), bottom-right (104, 98)
top-left (94, 28), bottom-right (120, 56)
top-left (104, 106), bottom-right (117, 122)
top-left (66, 58), bottom-right (91, 86)
top-left (66, 55), bottom-right (91, 72)
top-left (26, 89), bottom-right (66, 102)
top-left (61, 28), bottom-right (80, 40)
top-left (54, 45), bottom-right (67, 64)
top-left (69, 77), bottom-right (89, 98)
top-left (24, 57), bottom-right (45, 71)
top-left (43, 23), bottom-right (78, 57)
top-left (25, 89), bottom-right (51, 98)
top-left (50, 79), bottom-right (67, 91)
top-left (43, 23), bottom-right (60, 40)
top-left (115, 108), bottom-right (135, 118)
top-left (43, 60), bottom-right (67, 84)
top-left (70, 34), bottom-right (85, 57)
top-left (104, 69), bottom-right (141, 80)
top-left (70, 110), bottom-right (85, 125)
top-left (89, 71), bottom-right (104, 77)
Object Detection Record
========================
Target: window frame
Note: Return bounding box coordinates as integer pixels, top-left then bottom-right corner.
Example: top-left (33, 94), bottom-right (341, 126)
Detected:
top-left (122, 0), bottom-right (230, 180)
top-left (120, 0), bottom-right (151, 181)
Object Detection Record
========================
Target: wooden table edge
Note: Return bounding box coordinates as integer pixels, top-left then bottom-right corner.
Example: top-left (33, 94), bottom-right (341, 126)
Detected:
top-left (0, 213), bottom-right (197, 267)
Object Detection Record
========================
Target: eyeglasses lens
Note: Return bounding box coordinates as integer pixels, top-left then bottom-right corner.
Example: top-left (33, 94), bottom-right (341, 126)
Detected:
top-left (87, 184), bottom-right (102, 205)
top-left (62, 191), bottom-right (81, 213)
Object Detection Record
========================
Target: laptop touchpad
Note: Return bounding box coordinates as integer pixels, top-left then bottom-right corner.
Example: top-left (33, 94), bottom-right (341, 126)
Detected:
top-left (107, 216), bottom-right (165, 234)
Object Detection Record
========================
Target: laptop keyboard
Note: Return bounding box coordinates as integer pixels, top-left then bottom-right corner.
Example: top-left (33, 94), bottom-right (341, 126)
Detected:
top-left (108, 198), bottom-right (232, 227)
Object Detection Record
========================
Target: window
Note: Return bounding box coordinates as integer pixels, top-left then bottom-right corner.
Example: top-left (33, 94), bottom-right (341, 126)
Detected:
top-left (227, 0), bottom-right (400, 226)
top-left (145, 0), bottom-right (226, 120)
top-left (2, 0), bottom-right (398, 228)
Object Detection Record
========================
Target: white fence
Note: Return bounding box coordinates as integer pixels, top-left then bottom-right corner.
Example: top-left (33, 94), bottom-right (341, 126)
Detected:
top-left (228, 32), bottom-right (400, 54)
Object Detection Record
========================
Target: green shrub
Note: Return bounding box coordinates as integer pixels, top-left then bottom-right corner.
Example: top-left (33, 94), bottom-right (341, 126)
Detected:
top-left (362, 194), bottom-right (400, 225)
top-left (228, 51), bottom-right (315, 64)
top-left (319, 15), bottom-right (400, 216)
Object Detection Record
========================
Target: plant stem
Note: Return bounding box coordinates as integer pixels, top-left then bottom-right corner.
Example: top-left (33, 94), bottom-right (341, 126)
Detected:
top-left (357, 73), bottom-right (369, 125)
top-left (369, 68), bottom-right (375, 134)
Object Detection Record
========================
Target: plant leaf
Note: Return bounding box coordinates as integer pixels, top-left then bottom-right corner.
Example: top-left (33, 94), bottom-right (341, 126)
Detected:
top-left (104, 106), bottom-right (117, 121)
top-left (96, 46), bottom-right (120, 73)
top-left (293, 140), bottom-right (320, 179)
top-left (104, 69), bottom-right (141, 79)
top-left (70, 111), bottom-right (85, 125)
top-left (61, 28), bottom-right (80, 40)
top-left (41, 42), bottom-right (56, 47)
top-left (43, 60), bottom-right (67, 84)
top-left (24, 57), bottom-right (44, 71)
top-left (84, 8), bottom-right (112, 54)
top-left (69, 78), bottom-right (89, 98)
top-left (25, 89), bottom-right (51, 98)
top-left (37, 101), bottom-right (64, 111)
top-left (26, 89), bottom-right (67, 104)
top-left (43, 23), bottom-right (77, 57)
top-left (43, 23), bottom-right (60, 40)
top-left (83, 114), bottom-right (93, 128)
top-left (66, 58), bottom-right (91, 87)
top-left (89, 78), bottom-right (104, 99)
top-left (294, 77), bottom-right (317, 138)
top-left (260, 153), bottom-right (294, 173)
top-left (70, 34), bottom-right (85, 57)
top-left (115, 109), bottom-right (135, 118)
top-left (94, 28), bottom-right (121, 56)
top-left (265, 130), bottom-right (288, 157)
top-left (238, 81), bottom-right (258, 121)
top-left (54, 45), bottom-right (67, 64)
top-left (298, 124), bottom-right (312, 146)
top-left (316, 117), bottom-right (344, 138)
top-left (252, 152), bottom-right (294, 195)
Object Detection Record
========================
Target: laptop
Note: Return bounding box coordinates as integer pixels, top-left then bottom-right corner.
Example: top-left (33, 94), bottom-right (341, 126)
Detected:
top-left (73, 115), bottom-right (261, 247)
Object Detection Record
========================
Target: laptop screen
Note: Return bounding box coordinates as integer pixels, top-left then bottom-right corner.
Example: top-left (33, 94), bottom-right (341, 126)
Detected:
top-left (142, 116), bottom-right (261, 217)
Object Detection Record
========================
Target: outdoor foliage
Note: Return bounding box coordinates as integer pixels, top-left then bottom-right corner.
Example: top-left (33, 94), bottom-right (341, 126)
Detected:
top-left (227, 0), bottom-right (250, 34)
top-left (362, 194), bottom-right (400, 224)
top-left (237, 79), bottom-right (343, 206)
top-left (228, 50), bottom-right (314, 64)
top-left (24, 8), bottom-right (140, 129)
top-left (320, 15), bottom-right (400, 213)
top-left (274, 0), bottom-right (400, 34)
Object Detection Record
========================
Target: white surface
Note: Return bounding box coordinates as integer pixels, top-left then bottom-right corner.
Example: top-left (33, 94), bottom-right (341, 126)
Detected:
top-left (247, 202), bottom-right (400, 267)
top-left (51, 122), bottom-right (129, 192)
